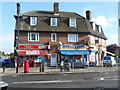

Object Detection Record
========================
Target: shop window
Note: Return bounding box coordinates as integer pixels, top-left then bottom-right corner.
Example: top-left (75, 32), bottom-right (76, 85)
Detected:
top-left (68, 34), bottom-right (78, 42)
top-left (28, 33), bottom-right (39, 41)
top-left (51, 33), bottom-right (57, 42)
top-left (69, 18), bottom-right (76, 28)
top-left (50, 18), bottom-right (57, 26)
top-left (30, 17), bottom-right (37, 26)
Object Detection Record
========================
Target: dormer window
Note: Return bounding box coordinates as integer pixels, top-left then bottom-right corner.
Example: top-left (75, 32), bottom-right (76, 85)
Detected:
top-left (98, 25), bottom-right (102, 33)
top-left (51, 18), bottom-right (57, 26)
top-left (30, 17), bottom-right (37, 26)
top-left (69, 18), bottom-right (76, 28)
top-left (92, 22), bottom-right (96, 31)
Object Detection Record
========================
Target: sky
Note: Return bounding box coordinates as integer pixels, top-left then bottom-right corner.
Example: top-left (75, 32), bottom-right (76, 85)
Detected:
top-left (0, 1), bottom-right (118, 54)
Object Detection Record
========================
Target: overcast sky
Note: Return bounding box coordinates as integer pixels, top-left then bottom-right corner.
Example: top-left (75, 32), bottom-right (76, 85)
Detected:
top-left (0, 1), bottom-right (118, 54)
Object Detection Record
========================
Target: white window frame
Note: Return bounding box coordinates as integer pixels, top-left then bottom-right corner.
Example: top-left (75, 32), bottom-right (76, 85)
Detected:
top-left (51, 18), bottom-right (57, 26)
top-left (28, 33), bottom-right (39, 42)
top-left (92, 22), bottom-right (96, 31)
top-left (90, 36), bottom-right (95, 44)
top-left (68, 34), bottom-right (78, 42)
top-left (98, 25), bottom-right (101, 33)
top-left (51, 33), bottom-right (57, 42)
top-left (30, 17), bottom-right (37, 26)
top-left (69, 18), bottom-right (76, 28)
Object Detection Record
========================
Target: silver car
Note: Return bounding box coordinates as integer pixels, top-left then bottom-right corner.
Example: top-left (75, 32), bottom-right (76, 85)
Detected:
top-left (68, 59), bottom-right (88, 68)
top-left (0, 81), bottom-right (8, 90)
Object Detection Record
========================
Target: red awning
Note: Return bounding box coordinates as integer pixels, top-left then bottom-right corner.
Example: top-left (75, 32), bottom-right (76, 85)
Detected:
top-left (18, 50), bottom-right (48, 56)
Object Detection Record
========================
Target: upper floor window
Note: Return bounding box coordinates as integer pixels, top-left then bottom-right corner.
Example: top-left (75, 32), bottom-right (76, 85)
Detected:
top-left (30, 17), bottom-right (37, 26)
top-left (69, 18), bottom-right (76, 28)
top-left (68, 34), bottom-right (78, 42)
top-left (51, 18), bottom-right (57, 26)
top-left (98, 25), bottom-right (101, 33)
top-left (90, 36), bottom-right (95, 44)
top-left (92, 22), bottom-right (96, 31)
top-left (28, 33), bottom-right (39, 41)
top-left (51, 33), bottom-right (57, 42)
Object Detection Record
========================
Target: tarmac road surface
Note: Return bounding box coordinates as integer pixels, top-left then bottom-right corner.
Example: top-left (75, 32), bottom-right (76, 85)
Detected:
top-left (2, 71), bottom-right (119, 89)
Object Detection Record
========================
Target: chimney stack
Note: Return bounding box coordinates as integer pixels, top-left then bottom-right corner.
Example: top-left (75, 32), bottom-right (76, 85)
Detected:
top-left (54, 3), bottom-right (59, 15)
top-left (86, 10), bottom-right (92, 20)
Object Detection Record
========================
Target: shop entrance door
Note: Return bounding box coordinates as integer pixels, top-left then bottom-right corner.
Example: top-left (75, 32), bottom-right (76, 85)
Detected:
top-left (50, 53), bottom-right (57, 66)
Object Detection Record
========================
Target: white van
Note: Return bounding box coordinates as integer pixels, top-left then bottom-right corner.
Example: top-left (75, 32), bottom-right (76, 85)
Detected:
top-left (103, 56), bottom-right (116, 67)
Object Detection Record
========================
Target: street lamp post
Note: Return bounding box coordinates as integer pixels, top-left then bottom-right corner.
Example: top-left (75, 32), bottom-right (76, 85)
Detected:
top-left (16, 3), bottom-right (20, 73)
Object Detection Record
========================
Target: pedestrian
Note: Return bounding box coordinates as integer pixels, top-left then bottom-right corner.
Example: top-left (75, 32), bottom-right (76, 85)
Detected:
top-left (60, 60), bottom-right (64, 72)
top-left (2, 59), bottom-right (6, 73)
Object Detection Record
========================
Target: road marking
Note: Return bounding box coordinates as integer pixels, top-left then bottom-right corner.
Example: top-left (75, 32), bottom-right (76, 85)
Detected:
top-left (94, 76), bottom-right (119, 81)
top-left (94, 76), bottom-right (120, 79)
top-left (13, 80), bottom-right (71, 84)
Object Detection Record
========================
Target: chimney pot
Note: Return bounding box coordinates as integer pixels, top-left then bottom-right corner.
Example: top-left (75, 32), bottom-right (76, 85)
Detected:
top-left (54, 3), bottom-right (59, 15)
top-left (86, 10), bottom-right (92, 20)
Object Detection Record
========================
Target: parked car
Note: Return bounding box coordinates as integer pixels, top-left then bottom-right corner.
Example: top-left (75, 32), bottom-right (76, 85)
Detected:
top-left (103, 56), bottom-right (116, 67)
top-left (115, 58), bottom-right (120, 63)
top-left (67, 59), bottom-right (89, 68)
top-left (0, 81), bottom-right (8, 90)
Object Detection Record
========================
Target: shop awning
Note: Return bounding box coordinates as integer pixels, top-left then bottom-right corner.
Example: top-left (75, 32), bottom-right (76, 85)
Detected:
top-left (91, 50), bottom-right (98, 53)
top-left (60, 50), bottom-right (90, 55)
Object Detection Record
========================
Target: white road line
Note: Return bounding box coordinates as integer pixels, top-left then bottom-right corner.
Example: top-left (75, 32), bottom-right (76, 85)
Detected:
top-left (13, 80), bottom-right (72, 84)
top-left (94, 76), bottom-right (120, 80)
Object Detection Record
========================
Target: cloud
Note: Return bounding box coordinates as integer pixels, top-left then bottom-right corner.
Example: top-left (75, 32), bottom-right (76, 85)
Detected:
top-left (92, 15), bottom-right (111, 28)
top-left (106, 41), bottom-right (118, 46)
top-left (0, 33), bottom-right (14, 43)
top-left (110, 34), bottom-right (118, 40)
top-left (108, 17), bottom-right (117, 22)
top-left (0, 33), bottom-right (14, 53)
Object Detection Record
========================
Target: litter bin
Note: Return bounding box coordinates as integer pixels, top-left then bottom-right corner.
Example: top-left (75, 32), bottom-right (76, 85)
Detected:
top-left (24, 60), bottom-right (29, 73)
top-left (39, 62), bottom-right (44, 72)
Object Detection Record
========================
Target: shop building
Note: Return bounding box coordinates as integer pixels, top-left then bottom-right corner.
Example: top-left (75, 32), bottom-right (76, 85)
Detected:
top-left (14, 3), bottom-right (107, 66)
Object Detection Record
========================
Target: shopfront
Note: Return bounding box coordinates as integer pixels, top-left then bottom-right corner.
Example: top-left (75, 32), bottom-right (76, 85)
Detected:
top-left (59, 45), bottom-right (90, 62)
top-left (89, 46), bottom-right (98, 65)
top-left (17, 44), bottom-right (49, 67)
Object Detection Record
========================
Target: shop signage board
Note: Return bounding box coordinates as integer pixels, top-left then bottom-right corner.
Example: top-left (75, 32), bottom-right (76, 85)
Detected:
top-left (18, 50), bottom-right (48, 55)
top-left (60, 45), bottom-right (87, 50)
top-left (18, 44), bottom-right (48, 49)
top-left (61, 45), bottom-right (86, 48)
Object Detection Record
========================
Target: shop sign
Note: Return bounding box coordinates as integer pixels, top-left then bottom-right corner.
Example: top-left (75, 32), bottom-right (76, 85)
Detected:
top-left (26, 51), bottom-right (39, 55)
top-left (18, 45), bottom-right (48, 49)
top-left (18, 50), bottom-right (48, 55)
top-left (61, 45), bottom-right (86, 49)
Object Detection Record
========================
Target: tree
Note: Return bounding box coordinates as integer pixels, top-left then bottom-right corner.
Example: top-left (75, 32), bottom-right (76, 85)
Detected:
top-left (107, 44), bottom-right (120, 58)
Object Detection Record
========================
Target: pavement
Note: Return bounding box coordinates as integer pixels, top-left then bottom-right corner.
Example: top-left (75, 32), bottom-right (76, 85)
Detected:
top-left (0, 64), bottom-right (119, 76)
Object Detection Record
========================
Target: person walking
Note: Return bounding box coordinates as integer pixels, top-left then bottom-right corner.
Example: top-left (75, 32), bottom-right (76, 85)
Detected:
top-left (2, 59), bottom-right (6, 73)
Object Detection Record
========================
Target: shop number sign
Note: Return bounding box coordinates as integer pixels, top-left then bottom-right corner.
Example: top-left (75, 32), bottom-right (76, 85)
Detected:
top-left (26, 51), bottom-right (39, 55)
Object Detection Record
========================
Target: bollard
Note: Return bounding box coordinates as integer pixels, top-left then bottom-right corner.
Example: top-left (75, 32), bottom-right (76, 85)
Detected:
top-left (24, 60), bottom-right (29, 73)
top-left (40, 62), bottom-right (44, 72)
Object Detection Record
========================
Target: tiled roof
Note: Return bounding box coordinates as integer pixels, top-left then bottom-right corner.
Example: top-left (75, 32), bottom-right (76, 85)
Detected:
top-left (15, 10), bottom-right (107, 39)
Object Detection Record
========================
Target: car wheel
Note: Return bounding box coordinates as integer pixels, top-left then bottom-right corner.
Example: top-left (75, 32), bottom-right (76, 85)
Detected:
top-left (103, 65), bottom-right (105, 67)
top-left (83, 65), bottom-right (87, 68)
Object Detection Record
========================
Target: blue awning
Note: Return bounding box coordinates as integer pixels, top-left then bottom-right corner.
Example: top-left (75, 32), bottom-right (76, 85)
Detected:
top-left (60, 50), bottom-right (90, 55)
top-left (91, 50), bottom-right (98, 53)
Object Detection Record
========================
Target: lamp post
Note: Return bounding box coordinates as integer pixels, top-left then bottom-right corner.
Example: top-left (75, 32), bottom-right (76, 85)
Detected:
top-left (16, 3), bottom-right (20, 73)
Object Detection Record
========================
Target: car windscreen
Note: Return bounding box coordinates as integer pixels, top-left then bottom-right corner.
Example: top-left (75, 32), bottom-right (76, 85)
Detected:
top-left (104, 57), bottom-right (111, 60)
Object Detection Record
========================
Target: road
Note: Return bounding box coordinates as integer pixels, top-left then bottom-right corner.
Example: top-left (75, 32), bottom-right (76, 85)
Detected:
top-left (2, 71), bottom-right (120, 89)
